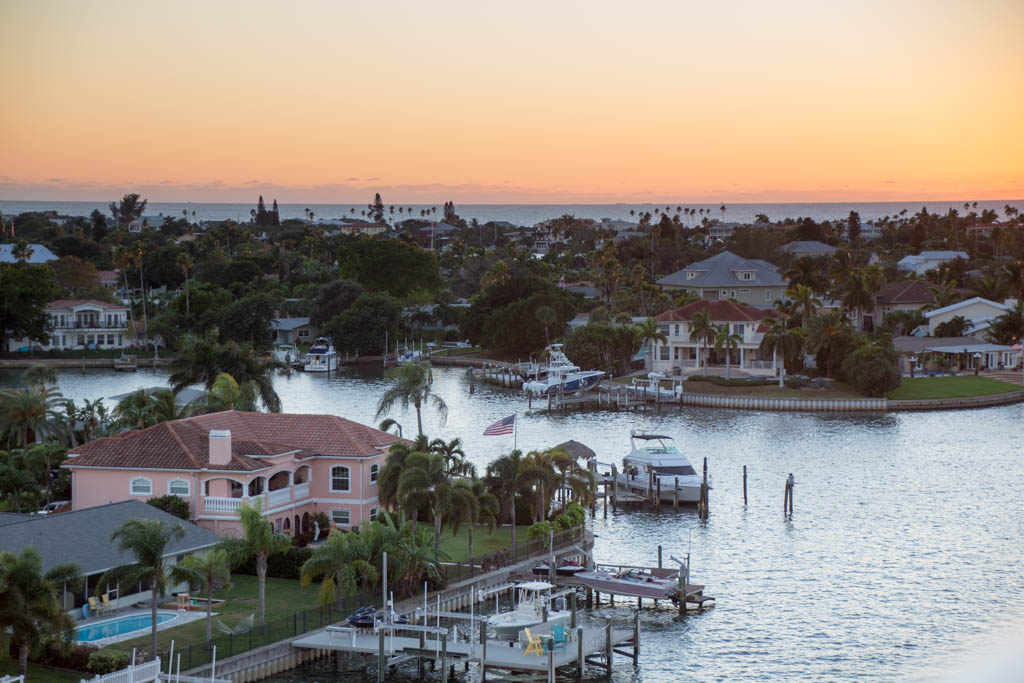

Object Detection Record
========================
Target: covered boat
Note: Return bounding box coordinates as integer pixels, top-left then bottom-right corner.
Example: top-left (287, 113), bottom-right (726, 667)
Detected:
top-left (486, 581), bottom-right (570, 638)
top-left (624, 431), bottom-right (704, 503)
top-left (303, 337), bottom-right (338, 372)
top-left (522, 345), bottom-right (604, 396)
top-left (574, 568), bottom-right (680, 600)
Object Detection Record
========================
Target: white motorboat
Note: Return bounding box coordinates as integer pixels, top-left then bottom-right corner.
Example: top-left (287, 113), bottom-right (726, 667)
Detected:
top-left (273, 344), bottom-right (298, 365)
top-left (630, 372), bottom-right (682, 400)
top-left (624, 432), bottom-right (705, 503)
top-left (303, 337), bottom-right (338, 372)
top-left (486, 581), bottom-right (570, 638)
top-left (574, 567), bottom-right (680, 600)
top-left (522, 344), bottom-right (604, 396)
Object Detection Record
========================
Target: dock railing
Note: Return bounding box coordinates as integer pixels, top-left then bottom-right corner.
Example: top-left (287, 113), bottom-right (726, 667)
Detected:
top-left (438, 524), bottom-right (585, 584)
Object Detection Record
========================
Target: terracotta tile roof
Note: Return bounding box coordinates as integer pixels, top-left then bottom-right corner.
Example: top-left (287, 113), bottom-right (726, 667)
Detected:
top-left (656, 299), bottom-right (776, 323)
top-left (63, 411), bottom-right (404, 471)
top-left (46, 299), bottom-right (129, 311)
top-left (875, 280), bottom-right (935, 305)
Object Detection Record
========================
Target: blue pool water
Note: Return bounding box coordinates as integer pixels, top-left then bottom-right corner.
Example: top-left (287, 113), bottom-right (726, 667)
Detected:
top-left (76, 612), bottom-right (177, 642)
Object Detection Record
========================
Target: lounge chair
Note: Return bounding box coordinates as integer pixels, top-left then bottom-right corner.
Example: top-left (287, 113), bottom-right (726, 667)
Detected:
top-left (88, 596), bottom-right (103, 615)
top-left (101, 593), bottom-right (113, 612)
top-left (523, 628), bottom-right (544, 657)
top-left (548, 624), bottom-right (567, 652)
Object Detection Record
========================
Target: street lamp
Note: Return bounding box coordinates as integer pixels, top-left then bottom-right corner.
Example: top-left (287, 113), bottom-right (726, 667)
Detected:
top-left (909, 354), bottom-right (917, 378)
top-left (973, 352), bottom-right (981, 376)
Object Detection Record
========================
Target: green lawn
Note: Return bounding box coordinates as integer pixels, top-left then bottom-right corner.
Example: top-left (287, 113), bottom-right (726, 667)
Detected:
top-left (0, 649), bottom-right (82, 683)
top-left (610, 375), bottom-right (862, 399)
top-left (105, 574), bottom-right (321, 659)
top-left (439, 524), bottom-right (533, 562)
top-left (888, 375), bottom-right (1021, 400)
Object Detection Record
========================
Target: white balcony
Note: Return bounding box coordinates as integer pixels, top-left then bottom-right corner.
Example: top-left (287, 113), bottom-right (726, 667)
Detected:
top-left (204, 496), bottom-right (244, 514)
top-left (294, 481), bottom-right (310, 499)
top-left (267, 488), bottom-right (291, 508)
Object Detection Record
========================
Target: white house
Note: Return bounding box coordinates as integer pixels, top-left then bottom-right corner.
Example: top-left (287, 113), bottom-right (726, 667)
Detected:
top-left (924, 297), bottom-right (1011, 336)
top-left (6, 299), bottom-right (132, 351)
top-left (897, 251), bottom-right (969, 276)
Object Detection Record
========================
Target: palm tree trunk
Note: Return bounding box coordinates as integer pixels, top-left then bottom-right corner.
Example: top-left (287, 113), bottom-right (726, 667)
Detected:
top-left (185, 272), bottom-right (190, 316)
top-left (206, 583), bottom-right (213, 645)
top-left (510, 497), bottom-right (517, 550)
top-left (415, 402), bottom-right (424, 437)
top-left (18, 642), bottom-right (29, 677)
top-left (433, 513), bottom-right (442, 564)
top-left (151, 580), bottom-right (159, 659)
top-left (468, 525), bottom-right (474, 566)
top-left (775, 348), bottom-right (783, 388)
top-left (257, 554), bottom-right (267, 630)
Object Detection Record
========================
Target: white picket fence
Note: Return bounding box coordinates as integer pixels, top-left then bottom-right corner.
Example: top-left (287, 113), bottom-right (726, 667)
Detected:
top-left (1, 674), bottom-right (25, 683)
top-left (80, 657), bottom-right (161, 683)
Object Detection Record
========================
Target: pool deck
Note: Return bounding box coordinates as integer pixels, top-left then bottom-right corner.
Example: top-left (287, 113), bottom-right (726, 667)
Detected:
top-left (74, 607), bottom-right (208, 647)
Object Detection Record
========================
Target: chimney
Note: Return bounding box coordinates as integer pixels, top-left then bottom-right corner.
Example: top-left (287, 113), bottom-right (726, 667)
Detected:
top-left (209, 429), bottom-right (232, 466)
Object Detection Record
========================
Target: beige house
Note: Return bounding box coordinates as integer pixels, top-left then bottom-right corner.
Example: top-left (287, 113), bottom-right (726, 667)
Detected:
top-left (656, 251), bottom-right (788, 308)
top-left (872, 280), bottom-right (935, 331)
top-left (924, 297), bottom-right (1011, 336)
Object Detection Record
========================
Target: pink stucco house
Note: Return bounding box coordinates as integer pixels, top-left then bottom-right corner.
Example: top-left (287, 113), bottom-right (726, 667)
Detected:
top-left (62, 411), bottom-right (404, 536)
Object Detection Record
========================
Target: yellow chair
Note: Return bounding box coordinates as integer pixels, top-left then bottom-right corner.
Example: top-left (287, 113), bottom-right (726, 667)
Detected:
top-left (523, 628), bottom-right (544, 657)
top-left (101, 593), bottom-right (113, 612)
top-left (88, 596), bottom-right (103, 615)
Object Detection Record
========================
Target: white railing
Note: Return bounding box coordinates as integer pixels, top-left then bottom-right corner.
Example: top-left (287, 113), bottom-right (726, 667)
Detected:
top-left (742, 360), bottom-right (774, 369)
top-left (81, 657), bottom-right (161, 683)
top-left (203, 496), bottom-right (244, 513)
top-left (2, 675), bottom-right (25, 683)
top-left (293, 481), bottom-right (310, 499)
top-left (267, 488), bottom-right (291, 507)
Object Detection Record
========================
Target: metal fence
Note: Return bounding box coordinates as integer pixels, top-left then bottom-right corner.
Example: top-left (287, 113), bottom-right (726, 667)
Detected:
top-left (439, 524), bottom-right (585, 584)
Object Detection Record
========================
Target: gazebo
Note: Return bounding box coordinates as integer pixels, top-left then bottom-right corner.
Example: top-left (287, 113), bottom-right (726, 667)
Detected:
top-left (555, 440), bottom-right (596, 461)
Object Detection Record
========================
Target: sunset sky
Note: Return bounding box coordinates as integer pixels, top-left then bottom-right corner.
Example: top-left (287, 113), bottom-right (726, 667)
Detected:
top-left (2, 0), bottom-right (1022, 203)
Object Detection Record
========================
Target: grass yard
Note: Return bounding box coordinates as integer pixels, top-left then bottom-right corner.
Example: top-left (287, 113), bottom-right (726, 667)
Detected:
top-left (439, 524), bottom-right (533, 562)
top-left (0, 646), bottom-right (82, 683)
top-left (609, 375), bottom-right (862, 399)
top-left (105, 574), bottom-right (321, 658)
top-left (888, 375), bottom-right (1020, 400)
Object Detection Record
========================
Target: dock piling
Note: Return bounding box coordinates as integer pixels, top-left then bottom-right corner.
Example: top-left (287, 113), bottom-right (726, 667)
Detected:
top-left (784, 473), bottom-right (795, 516)
top-left (743, 465), bottom-right (748, 506)
top-left (576, 627), bottom-right (584, 682)
top-left (632, 611), bottom-right (640, 666)
top-left (658, 545), bottom-right (662, 568)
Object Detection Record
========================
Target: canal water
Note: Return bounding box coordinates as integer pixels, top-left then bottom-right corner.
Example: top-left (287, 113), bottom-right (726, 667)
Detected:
top-left (15, 365), bottom-right (1024, 681)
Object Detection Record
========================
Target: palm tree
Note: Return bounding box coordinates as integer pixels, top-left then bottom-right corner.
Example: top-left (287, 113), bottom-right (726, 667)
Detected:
top-left (787, 284), bottom-right (823, 327)
top-left (970, 274), bottom-right (1006, 301)
top-left (97, 519), bottom-right (187, 658)
top-left (784, 257), bottom-right (826, 295)
top-left (446, 477), bottom-right (498, 562)
top-left (0, 385), bottom-right (63, 448)
top-left (377, 435), bottom-right (429, 512)
top-left (688, 310), bottom-right (716, 372)
top-left (220, 499), bottom-right (292, 630)
top-left (840, 268), bottom-right (883, 331)
top-left (484, 450), bottom-right (543, 549)
top-left (23, 441), bottom-right (67, 506)
top-left (185, 372), bottom-right (262, 415)
top-left (0, 547), bottom-right (81, 676)
top-left (174, 549), bottom-right (231, 646)
top-left (924, 281), bottom-right (962, 310)
top-left (633, 318), bottom-right (667, 371)
top-left (430, 437), bottom-right (474, 477)
top-left (986, 301), bottom-right (1024, 345)
top-left (713, 325), bottom-right (742, 378)
top-left (169, 329), bottom-right (282, 412)
top-left (397, 451), bottom-right (476, 562)
top-left (300, 531), bottom-right (376, 610)
top-left (525, 449), bottom-right (564, 522)
top-left (375, 361), bottom-right (447, 437)
top-left (759, 317), bottom-right (803, 387)
top-left (177, 252), bottom-right (194, 316)
top-left (11, 238), bottom-right (34, 263)
top-left (806, 311), bottom-right (854, 377)
top-left (22, 364), bottom-right (57, 390)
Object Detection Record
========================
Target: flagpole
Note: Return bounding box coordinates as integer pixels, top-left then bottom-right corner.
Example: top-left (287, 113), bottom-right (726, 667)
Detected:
top-left (513, 412), bottom-right (518, 452)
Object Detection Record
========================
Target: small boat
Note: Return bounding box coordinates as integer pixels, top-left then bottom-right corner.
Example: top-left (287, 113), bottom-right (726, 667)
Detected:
top-left (624, 431), bottom-right (705, 504)
top-left (574, 568), bottom-right (680, 600)
top-left (113, 354), bottom-right (137, 372)
top-left (303, 337), bottom-right (338, 372)
top-left (345, 605), bottom-right (409, 629)
top-left (630, 372), bottom-right (681, 400)
top-left (273, 344), bottom-right (298, 364)
top-left (522, 345), bottom-right (604, 396)
top-left (532, 559), bottom-right (586, 577)
top-left (486, 581), bottom-right (570, 638)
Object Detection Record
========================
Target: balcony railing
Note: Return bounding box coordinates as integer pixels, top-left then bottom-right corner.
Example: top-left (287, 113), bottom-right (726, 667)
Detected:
top-left (294, 481), bottom-right (310, 499)
top-left (204, 496), bottom-right (244, 513)
top-left (51, 322), bottom-right (127, 330)
top-left (203, 481), bottom-right (313, 516)
top-left (267, 488), bottom-right (291, 507)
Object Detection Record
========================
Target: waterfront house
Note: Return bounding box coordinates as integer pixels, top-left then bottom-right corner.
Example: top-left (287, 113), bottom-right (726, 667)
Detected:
top-left (896, 250), bottom-right (969, 276)
top-left (924, 297), bottom-right (1011, 337)
top-left (0, 500), bottom-right (219, 611)
top-left (62, 410), bottom-right (403, 537)
top-left (271, 317), bottom-right (317, 345)
top-left (4, 299), bottom-right (131, 352)
top-left (652, 300), bottom-right (779, 376)
top-left (656, 251), bottom-right (788, 308)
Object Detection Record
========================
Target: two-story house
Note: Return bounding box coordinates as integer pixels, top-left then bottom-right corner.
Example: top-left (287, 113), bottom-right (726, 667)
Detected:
top-left (872, 280), bottom-right (935, 333)
top-left (62, 410), bottom-right (403, 537)
top-left (656, 251), bottom-right (788, 308)
top-left (5, 299), bottom-right (131, 352)
top-left (651, 300), bottom-right (780, 376)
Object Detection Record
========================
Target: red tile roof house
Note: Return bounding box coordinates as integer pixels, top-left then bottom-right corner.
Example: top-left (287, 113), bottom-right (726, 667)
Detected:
top-left (62, 411), bottom-right (404, 537)
top-left (653, 300), bottom-right (781, 377)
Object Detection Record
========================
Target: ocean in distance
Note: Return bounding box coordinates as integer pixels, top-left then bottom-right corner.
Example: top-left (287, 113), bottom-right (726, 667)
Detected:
top-left (1, 199), bottom-right (1021, 227)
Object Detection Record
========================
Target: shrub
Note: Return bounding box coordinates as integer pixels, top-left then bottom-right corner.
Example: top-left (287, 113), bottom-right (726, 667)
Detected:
top-left (552, 513), bottom-right (574, 530)
top-left (235, 546), bottom-right (313, 580)
top-left (526, 521), bottom-right (554, 541)
top-left (842, 344), bottom-right (901, 397)
top-left (25, 636), bottom-right (98, 672)
top-left (784, 375), bottom-right (811, 389)
top-left (88, 648), bottom-right (132, 674)
top-left (147, 494), bottom-right (190, 521)
top-left (686, 375), bottom-right (775, 387)
top-left (566, 503), bottom-right (586, 526)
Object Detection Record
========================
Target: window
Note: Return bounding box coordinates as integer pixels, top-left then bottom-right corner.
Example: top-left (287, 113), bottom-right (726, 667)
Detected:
top-left (369, 508), bottom-right (378, 522)
top-left (298, 329), bottom-right (310, 338)
top-left (330, 466), bottom-right (350, 492)
top-left (686, 271), bottom-right (696, 280)
top-left (659, 345), bottom-right (669, 360)
top-left (674, 324), bottom-right (680, 337)
top-left (370, 464), bottom-right (379, 483)
top-left (331, 509), bottom-right (350, 525)
top-left (673, 347), bottom-right (680, 360)
top-left (732, 324), bottom-right (744, 336)
top-left (130, 477), bottom-right (152, 496)
top-left (741, 271), bottom-right (753, 281)
top-left (168, 479), bottom-right (190, 496)
top-left (765, 289), bottom-right (772, 302)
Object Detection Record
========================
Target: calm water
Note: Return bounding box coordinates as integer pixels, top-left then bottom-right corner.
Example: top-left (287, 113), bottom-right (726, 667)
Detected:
top-left (1, 200), bottom-right (1021, 227)
top-left (19, 366), bottom-right (1024, 681)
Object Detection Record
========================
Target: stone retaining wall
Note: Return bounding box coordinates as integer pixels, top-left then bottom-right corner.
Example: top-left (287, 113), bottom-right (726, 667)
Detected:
top-left (679, 393), bottom-right (888, 412)
top-left (888, 389), bottom-right (1024, 411)
top-left (0, 357), bottom-right (170, 368)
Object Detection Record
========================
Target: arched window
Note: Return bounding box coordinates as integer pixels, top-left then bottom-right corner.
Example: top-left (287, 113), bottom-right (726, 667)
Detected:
top-left (330, 466), bottom-right (350, 492)
top-left (130, 477), bottom-right (153, 496)
top-left (370, 464), bottom-right (379, 483)
top-left (167, 479), bottom-right (190, 496)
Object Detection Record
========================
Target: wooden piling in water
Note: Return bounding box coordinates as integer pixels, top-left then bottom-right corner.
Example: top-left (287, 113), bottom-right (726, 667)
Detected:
top-left (673, 476), bottom-right (679, 509)
top-left (633, 611), bottom-right (640, 666)
top-left (576, 627), bottom-right (584, 682)
top-left (658, 545), bottom-right (663, 568)
top-left (604, 621), bottom-right (613, 672)
top-left (784, 473), bottom-right (794, 516)
top-left (743, 465), bottom-right (748, 506)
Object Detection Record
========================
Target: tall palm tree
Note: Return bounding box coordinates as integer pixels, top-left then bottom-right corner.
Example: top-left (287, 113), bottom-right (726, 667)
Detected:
top-left (759, 317), bottom-right (803, 387)
top-left (430, 437), bottom-right (474, 477)
top-left (97, 519), bottom-right (187, 658)
top-left (806, 311), bottom-right (854, 378)
top-left (840, 268), bottom-right (883, 331)
top-left (397, 451), bottom-right (476, 562)
top-left (924, 281), bottom-right (962, 310)
top-left (688, 310), bottom-right (716, 372)
top-left (713, 325), bottom-right (742, 378)
top-left (375, 361), bottom-right (447, 437)
top-left (22, 364), bottom-right (57, 390)
top-left (787, 284), bottom-right (823, 327)
top-left (300, 530), bottom-right (376, 610)
top-left (485, 450), bottom-right (543, 549)
top-left (0, 547), bottom-right (82, 676)
top-left (970, 274), bottom-right (1006, 301)
top-left (377, 435), bottom-right (429, 512)
top-left (174, 549), bottom-right (231, 646)
top-left (169, 329), bottom-right (282, 412)
top-left (525, 449), bottom-right (564, 522)
top-left (185, 372), bottom-right (262, 415)
top-left (177, 252), bottom-right (194, 316)
top-left (784, 257), bottom-right (826, 295)
top-left (446, 477), bottom-right (498, 562)
top-left (0, 386), bottom-right (63, 448)
top-left (221, 499), bottom-right (291, 630)
top-left (634, 318), bottom-right (667, 371)
top-left (23, 441), bottom-right (67, 506)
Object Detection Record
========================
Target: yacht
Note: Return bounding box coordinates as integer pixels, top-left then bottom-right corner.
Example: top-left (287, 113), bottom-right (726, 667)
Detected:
top-left (624, 432), bottom-right (704, 503)
top-left (573, 567), bottom-right (680, 600)
top-left (486, 581), bottom-right (570, 638)
top-left (522, 345), bottom-right (604, 396)
top-left (273, 344), bottom-right (298, 365)
top-left (303, 337), bottom-right (338, 372)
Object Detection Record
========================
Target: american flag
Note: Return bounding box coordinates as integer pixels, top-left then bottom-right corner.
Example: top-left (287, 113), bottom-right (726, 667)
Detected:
top-left (483, 414), bottom-right (516, 436)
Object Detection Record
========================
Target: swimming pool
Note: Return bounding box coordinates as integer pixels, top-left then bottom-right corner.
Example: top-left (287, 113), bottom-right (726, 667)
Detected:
top-left (76, 612), bottom-right (177, 642)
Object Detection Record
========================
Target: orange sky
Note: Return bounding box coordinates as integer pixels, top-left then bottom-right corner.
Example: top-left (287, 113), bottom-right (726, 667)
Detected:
top-left (1, 0), bottom-right (1022, 203)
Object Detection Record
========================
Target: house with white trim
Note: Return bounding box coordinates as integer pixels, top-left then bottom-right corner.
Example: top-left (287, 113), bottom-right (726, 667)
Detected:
top-left (924, 297), bottom-right (1011, 337)
top-left (62, 411), bottom-right (403, 537)
top-left (656, 251), bottom-right (788, 308)
top-left (4, 299), bottom-right (131, 352)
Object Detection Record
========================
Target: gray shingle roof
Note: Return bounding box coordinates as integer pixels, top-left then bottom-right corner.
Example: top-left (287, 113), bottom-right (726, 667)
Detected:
top-left (0, 243), bottom-right (59, 264)
top-left (271, 317), bottom-right (312, 331)
top-left (657, 251), bottom-right (786, 288)
top-left (778, 241), bottom-right (836, 255)
top-left (0, 500), bottom-right (220, 575)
